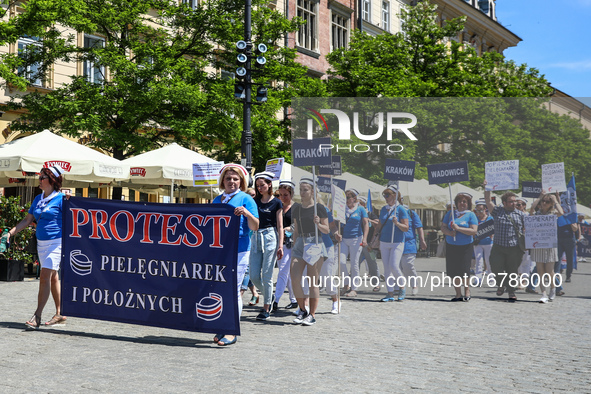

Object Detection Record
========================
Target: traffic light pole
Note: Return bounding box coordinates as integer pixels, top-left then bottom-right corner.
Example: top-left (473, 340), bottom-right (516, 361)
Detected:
top-left (241, 0), bottom-right (253, 182)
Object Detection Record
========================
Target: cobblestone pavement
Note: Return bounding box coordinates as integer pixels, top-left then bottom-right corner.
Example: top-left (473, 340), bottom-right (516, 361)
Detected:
top-left (1, 257), bottom-right (590, 393)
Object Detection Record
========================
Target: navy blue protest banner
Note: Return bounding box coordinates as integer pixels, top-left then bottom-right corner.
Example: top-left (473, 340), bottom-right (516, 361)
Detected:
top-left (61, 197), bottom-right (240, 335)
top-left (292, 137), bottom-right (332, 167)
top-left (473, 220), bottom-right (495, 244)
top-left (522, 181), bottom-right (542, 198)
top-left (427, 161), bottom-right (469, 185)
top-left (384, 159), bottom-right (415, 181)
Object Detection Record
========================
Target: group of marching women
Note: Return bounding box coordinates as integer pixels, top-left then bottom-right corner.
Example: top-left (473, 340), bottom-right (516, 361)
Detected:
top-left (6, 162), bottom-right (580, 348)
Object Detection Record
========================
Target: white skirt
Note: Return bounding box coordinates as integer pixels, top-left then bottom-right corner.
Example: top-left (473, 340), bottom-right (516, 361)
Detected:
top-left (37, 238), bottom-right (62, 270)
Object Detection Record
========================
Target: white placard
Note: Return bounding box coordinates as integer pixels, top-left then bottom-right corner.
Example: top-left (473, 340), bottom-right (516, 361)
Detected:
top-left (192, 161), bottom-right (224, 186)
top-left (541, 162), bottom-right (566, 193)
top-left (485, 160), bottom-right (519, 191)
top-left (525, 215), bottom-right (557, 249)
top-left (265, 158), bottom-right (284, 181)
top-left (331, 184), bottom-right (346, 222)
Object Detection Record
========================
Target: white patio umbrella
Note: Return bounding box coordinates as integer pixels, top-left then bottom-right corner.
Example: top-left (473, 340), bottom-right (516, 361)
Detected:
top-left (0, 130), bottom-right (130, 185)
top-left (121, 143), bottom-right (217, 201)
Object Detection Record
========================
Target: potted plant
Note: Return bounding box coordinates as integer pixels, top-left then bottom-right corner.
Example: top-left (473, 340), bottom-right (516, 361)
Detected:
top-left (0, 195), bottom-right (36, 281)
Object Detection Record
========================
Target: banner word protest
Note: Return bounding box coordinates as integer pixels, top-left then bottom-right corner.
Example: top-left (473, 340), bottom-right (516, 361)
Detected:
top-left (541, 162), bottom-right (566, 193)
top-left (61, 197), bottom-right (241, 335)
top-left (485, 160), bottom-right (519, 191)
top-left (522, 181), bottom-right (542, 198)
top-left (384, 159), bottom-right (415, 182)
top-left (524, 215), bottom-right (558, 249)
top-left (427, 161), bottom-right (469, 184)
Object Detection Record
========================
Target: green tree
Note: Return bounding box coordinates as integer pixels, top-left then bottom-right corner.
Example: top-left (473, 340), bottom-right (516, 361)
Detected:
top-left (0, 0), bottom-right (314, 195)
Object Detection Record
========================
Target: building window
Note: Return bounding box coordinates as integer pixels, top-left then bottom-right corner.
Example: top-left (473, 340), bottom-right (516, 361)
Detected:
top-left (478, 0), bottom-right (490, 15)
top-left (362, 0), bottom-right (371, 22)
top-left (297, 0), bottom-right (317, 51)
top-left (382, 1), bottom-right (390, 31)
top-left (83, 35), bottom-right (105, 84)
top-left (331, 13), bottom-right (349, 50)
top-left (17, 35), bottom-right (43, 87)
top-left (181, 0), bottom-right (198, 9)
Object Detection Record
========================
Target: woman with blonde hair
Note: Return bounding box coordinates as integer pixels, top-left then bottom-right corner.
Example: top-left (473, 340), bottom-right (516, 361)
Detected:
top-left (212, 164), bottom-right (259, 346)
top-left (529, 191), bottom-right (563, 303)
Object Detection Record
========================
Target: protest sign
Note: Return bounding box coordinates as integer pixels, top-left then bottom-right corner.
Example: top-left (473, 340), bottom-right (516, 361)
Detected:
top-left (541, 162), bottom-right (566, 193)
top-left (331, 184), bottom-right (346, 222)
top-left (292, 138), bottom-right (332, 167)
top-left (522, 181), bottom-right (542, 198)
top-left (427, 161), bottom-right (469, 184)
top-left (193, 161), bottom-right (224, 186)
top-left (384, 159), bottom-right (415, 182)
top-left (484, 160), bottom-right (519, 191)
top-left (265, 158), bottom-right (284, 180)
top-left (473, 220), bottom-right (495, 244)
top-left (62, 197), bottom-right (240, 335)
top-left (319, 156), bottom-right (342, 176)
top-left (525, 215), bottom-right (558, 249)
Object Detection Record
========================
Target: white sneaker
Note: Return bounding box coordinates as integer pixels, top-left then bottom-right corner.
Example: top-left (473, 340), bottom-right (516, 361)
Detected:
top-left (330, 301), bottom-right (339, 314)
top-left (539, 295), bottom-right (549, 304)
top-left (549, 288), bottom-right (556, 301)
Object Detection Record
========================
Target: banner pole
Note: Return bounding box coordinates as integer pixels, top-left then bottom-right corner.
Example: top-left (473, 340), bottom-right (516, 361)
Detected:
top-left (449, 183), bottom-right (456, 241)
top-left (312, 165), bottom-right (318, 244)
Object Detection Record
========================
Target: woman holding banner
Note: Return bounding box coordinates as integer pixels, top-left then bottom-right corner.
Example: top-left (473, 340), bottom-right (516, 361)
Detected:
top-left (212, 164), bottom-right (259, 346)
top-left (250, 171), bottom-right (283, 321)
top-left (290, 178), bottom-right (329, 326)
top-left (529, 192), bottom-right (563, 303)
top-left (1, 166), bottom-right (67, 329)
top-left (441, 192), bottom-right (478, 301)
top-left (378, 185), bottom-right (409, 302)
top-left (339, 188), bottom-right (369, 298)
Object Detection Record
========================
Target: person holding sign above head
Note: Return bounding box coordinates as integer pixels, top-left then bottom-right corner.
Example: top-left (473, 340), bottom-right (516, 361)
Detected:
top-left (290, 178), bottom-right (329, 326)
top-left (2, 166), bottom-right (68, 329)
top-left (484, 182), bottom-right (525, 302)
top-left (378, 185), bottom-right (409, 302)
top-left (212, 164), bottom-right (259, 346)
top-left (249, 171), bottom-right (284, 321)
top-left (441, 192), bottom-right (478, 301)
top-left (529, 192), bottom-right (563, 303)
top-left (339, 188), bottom-right (369, 298)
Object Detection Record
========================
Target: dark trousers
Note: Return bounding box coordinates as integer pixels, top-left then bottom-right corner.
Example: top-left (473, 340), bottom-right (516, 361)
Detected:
top-left (489, 244), bottom-right (524, 294)
top-left (557, 236), bottom-right (576, 280)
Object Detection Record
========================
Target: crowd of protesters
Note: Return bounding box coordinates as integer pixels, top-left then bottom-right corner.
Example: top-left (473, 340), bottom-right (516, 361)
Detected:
top-left (2, 163), bottom-right (585, 347)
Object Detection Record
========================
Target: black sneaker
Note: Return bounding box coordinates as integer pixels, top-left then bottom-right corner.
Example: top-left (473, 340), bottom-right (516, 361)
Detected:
top-left (301, 314), bottom-right (316, 326)
top-left (293, 309), bottom-right (308, 324)
top-left (256, 311), bottom-right (270, 321)
top-left (284, 302), bottom-right (298, 309)
top-left (271, 302), bottom-right (278, 313)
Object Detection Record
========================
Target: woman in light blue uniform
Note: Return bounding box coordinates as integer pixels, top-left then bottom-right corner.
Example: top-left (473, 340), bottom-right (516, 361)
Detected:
top-left (212, 164), bottom-right (259, 346)
top-left (4, 166), bottom-right (67, 329)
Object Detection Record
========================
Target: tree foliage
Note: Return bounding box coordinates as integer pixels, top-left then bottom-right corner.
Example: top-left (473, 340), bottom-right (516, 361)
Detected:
top-left (0, 0), bottom-right (313, 173)
top-left (324, 2), bottom-right (591, 205)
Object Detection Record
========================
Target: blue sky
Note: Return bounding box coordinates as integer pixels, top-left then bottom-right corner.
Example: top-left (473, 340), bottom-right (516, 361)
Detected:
top-left (496, 0), bottom-right (591, 106)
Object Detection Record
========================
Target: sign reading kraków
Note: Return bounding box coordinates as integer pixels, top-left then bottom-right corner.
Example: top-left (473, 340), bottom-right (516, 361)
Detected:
top-left (292, 138), bottom-right (332, 167)
top-left (384, 159), bottom-right (415, 182)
